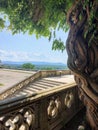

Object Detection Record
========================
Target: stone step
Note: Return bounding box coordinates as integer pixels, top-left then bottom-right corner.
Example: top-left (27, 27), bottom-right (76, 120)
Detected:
top-left (9, 78), bottom-right (66, 98)
top-left (37, 79), bottom-right (64, 85)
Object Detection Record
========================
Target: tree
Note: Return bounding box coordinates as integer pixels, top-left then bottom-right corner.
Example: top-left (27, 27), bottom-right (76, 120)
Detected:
top-left (22, 63), bottom-right (35, 70)
top-left (0, 0), bottom-right (98, 129)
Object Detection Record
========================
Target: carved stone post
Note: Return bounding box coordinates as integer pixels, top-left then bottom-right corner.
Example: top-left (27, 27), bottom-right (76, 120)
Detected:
top-left (66, 1), bottom-right (98, 129)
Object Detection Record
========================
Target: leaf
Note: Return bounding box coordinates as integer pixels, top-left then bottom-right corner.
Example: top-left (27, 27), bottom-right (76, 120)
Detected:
top-left (52, 39), bottom-right (65, 52)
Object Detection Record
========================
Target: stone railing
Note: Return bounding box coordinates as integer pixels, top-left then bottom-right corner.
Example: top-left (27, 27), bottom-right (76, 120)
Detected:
top-left (40, 69), bottom-right (72, 77)
top-left (0, 70), bottom-right (72, 100)
top-left (0, 82), bottom-right (82, 130)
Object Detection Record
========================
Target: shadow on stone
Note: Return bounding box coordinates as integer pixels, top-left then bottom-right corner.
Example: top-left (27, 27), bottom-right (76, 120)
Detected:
top-left (61, 107), bottom-right (91, 130)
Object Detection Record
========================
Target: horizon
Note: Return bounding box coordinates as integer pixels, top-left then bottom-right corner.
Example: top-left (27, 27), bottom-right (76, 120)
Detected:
top-left (2, 60), bottom-right (66, 65)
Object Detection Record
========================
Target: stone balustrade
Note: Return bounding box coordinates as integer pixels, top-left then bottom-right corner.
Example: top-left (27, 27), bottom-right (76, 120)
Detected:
top-left (0, 70), bottom-right (83, 130)
top-left (0, 83), bottom-right (82, 130)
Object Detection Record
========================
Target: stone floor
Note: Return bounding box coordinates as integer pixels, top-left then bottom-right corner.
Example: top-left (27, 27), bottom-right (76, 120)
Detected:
top-left (0, 69), bottom-right (36, 94)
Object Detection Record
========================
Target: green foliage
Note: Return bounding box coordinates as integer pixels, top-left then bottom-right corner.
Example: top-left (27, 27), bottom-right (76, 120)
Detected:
top-left (0, 0), bottom-right (75, 51)
top-left (22, 63), bottom-right (35, 70)
top-left (0, 18), bottom-right (5, 30)
top-left (0, 83), bottom-right (4, 86)
top-left (52, 39), bottom-right (65, 52)
top-left (0, 0), bottom-right (74, 47)
top-left (0, 0), bottom-right (97, 49)
top-left (83, 0), bottom-right (97, 45)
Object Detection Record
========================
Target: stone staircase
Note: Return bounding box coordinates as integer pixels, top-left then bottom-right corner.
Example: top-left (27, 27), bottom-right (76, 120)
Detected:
top-left (0, 69), bottom-right (72, 100)
top-left (9, 78), bottom-right (65, 98)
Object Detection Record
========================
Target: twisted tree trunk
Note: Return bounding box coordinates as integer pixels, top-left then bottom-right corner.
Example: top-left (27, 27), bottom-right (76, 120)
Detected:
top-left (66, 1), bottom-right (98, 129)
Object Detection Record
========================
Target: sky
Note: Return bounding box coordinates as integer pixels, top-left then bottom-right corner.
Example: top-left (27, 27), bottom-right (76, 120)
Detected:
top-left (0, 29), bottom-right (68, 64)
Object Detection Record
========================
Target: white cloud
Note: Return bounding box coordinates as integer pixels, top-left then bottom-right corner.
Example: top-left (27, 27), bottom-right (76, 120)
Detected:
top-left (0, 49), bottom-right (67, 64)
top-left (0, 49), bottom-right (54, 62)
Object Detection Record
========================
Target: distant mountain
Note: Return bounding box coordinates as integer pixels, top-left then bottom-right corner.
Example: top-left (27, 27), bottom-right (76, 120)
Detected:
top-left (2, 61), bottom-right (66, 66)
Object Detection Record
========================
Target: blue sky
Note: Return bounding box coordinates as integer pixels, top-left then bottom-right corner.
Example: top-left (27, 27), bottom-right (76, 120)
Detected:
top-left (0, 29), bottom-right (68, 64)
